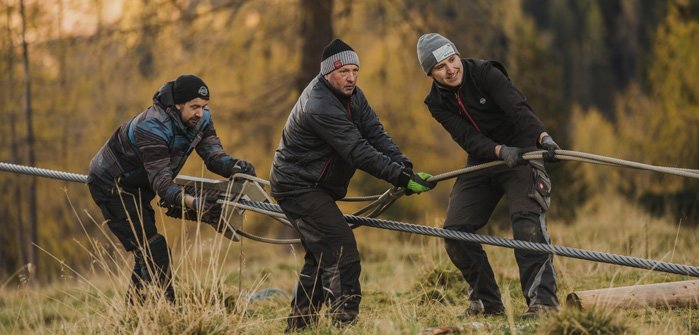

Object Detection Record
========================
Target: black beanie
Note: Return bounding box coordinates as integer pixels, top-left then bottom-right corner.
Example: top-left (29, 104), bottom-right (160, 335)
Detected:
top-left (320, 39), bottom-right (360, 75)
top-left (173, 74), bottom-right (209, 104)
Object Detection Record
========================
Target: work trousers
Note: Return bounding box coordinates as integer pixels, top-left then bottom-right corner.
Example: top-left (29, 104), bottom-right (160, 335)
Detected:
top-left (88, 176), bottom-right (175, 303)
top-left (277, 190), bottom-right (361, 330)
top-left (443, 162), bottom-right (559, 312)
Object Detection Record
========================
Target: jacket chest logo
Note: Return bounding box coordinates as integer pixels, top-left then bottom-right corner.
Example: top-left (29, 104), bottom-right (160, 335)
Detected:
top-left (479, 97), bottom-right (486, 104)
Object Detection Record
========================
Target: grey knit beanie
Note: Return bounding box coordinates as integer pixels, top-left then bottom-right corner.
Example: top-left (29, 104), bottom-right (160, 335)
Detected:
top-left (320, 39), bottom-right (360, 75)
top-left (416, 33), bottom-right (459, 75)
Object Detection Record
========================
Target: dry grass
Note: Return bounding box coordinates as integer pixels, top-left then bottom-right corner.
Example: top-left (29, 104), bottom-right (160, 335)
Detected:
top-left (1, 195), bottom-right (697, 334)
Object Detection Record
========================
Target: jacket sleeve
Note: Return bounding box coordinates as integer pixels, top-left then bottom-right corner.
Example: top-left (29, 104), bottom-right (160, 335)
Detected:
top-left (195, 115), bottom-right (238, 178)
top-left (134, 119), bottom-right (184, 206)
top-left (427, 104), bottom-right (499, 160)
top-left (355, 94), bottom-right (411, 166)
top-left (481, 63), bottom-right (545, 143)
top-left (306, 104), bottom-right (407, 187)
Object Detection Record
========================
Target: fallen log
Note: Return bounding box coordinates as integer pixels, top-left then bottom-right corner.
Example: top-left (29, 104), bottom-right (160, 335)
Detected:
top-left (566, 279), bottom-right (699, 309)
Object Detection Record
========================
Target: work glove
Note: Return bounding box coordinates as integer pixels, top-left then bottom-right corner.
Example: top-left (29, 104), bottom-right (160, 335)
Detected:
top-left (192, 195), bottom-right (223, 223)
top-left (231, 159), bottom-right (256, 177)
top-left (539, 135), bottom-right (561, 162)
top-left (404, 172), bottom-right (437, 195)
top-left (498, 145), bottom-right (528, 168)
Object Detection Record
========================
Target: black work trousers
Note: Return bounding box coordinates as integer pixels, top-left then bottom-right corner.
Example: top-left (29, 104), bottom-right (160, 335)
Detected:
top-left (277, 190), bottom-right (361, 330)
top-left (443, 162), bottom-right (558, 312)
top-left (88, 176), bottom-right (175, 303)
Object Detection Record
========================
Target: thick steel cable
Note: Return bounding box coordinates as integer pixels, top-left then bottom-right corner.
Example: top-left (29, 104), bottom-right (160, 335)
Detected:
top-left (3, 154), bottom-right (699, 277)
top-left (0, 162), bottom-right (88, 184)
top-left (236, 199), bottom-right (699, 278)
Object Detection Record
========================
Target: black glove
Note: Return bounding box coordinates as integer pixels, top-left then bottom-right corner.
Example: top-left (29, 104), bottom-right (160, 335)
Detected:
top-left (498, 145), bottom-right (528, 168)
top-left (539, 135), bottom-right (561, 162)
top-left (160, 199), bottom-right (198, 221)
top-left (232, 160), bottom-right (256, 177)
top-left (192, 195), bottom-right (223, 223)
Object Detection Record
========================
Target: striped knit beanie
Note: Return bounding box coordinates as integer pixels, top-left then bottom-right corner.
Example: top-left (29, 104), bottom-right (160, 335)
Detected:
top-left (320, 39), bottom-right (360, 75)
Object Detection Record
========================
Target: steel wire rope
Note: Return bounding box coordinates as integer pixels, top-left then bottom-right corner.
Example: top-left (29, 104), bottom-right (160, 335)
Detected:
top-left (2, 149), bottom-right (699, 277)
top-left (234, 199), bottom-right (699, 278)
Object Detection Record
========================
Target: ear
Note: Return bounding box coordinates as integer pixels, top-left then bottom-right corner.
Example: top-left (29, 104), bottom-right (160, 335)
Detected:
top-left (175, 103), bottom-right (184, 111)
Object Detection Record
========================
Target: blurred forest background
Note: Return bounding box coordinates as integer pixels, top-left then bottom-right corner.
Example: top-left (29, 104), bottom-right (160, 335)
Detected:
top-left (0, 0), bottom-right (697, 283)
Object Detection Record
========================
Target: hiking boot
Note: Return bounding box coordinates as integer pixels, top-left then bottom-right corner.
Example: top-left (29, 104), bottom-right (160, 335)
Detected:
top-left (520, 304), bottom-right (559, 319)
top-left (461, 299), bottom-right (505, 317)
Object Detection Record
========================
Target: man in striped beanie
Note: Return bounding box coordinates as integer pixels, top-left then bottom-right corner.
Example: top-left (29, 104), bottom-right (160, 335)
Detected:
top-left (271, 38), bottom-right (436, 331)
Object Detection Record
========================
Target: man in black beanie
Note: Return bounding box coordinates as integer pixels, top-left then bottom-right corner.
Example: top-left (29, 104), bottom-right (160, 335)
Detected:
top-left (416, 33), bottom-right (561, 318)
top-left (87, 74), bottom-right (255, 304)
top-left (271, 39), bottom-right (436, 331)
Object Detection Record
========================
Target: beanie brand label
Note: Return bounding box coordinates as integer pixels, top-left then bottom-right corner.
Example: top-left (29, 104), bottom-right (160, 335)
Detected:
top-left (198, 86), bottom-right (209, 97)
top-left (432, 44), bottom-right (456, 63)
top-left (333, 60), bottom-right (343, 69)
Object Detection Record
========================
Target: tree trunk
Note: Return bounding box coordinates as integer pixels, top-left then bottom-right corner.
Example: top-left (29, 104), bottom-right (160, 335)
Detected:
top-left (295, 0), bottom-right (333, 93)
top-left (5, 0), bottom-right (27, 282)
top-left (10, 114), bottom-right (27, 280)
top-left (19, 0), bottom-right (37, 282)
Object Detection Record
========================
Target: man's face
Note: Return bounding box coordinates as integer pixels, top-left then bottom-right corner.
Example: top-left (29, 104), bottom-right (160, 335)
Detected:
top-left (324, 64), bottom-right (359, 96)
top-left (177, 97), bottom-right (209, 128)
top-left (430, 54), bottom-right (462, 87)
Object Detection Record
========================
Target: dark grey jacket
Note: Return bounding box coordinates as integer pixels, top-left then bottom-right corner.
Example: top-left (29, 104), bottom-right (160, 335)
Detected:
top-left (89, 81), bottom-right (241, 206)
top-left (270, 75), bottom-right (410, 200)
top-left (424, 59), bottom-right (546, 165)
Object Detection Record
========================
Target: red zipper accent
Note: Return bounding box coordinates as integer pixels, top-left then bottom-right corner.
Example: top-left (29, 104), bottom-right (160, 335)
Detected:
top-left (455, 91), bottom-right (481, 132)
top-left (347, 101), bottom-right (352, 118)
top-left (315, 157), bottom-right (334, 186)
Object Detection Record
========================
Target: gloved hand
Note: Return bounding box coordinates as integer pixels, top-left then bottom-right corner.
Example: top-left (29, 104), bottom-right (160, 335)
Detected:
top-left (498, 145), bottom-right (528, 168)
top-left (232, 160), bottom-right (256, 177)
top-left (404, 172), bottom-right (437, 195)
top-left (539, 135), bottom-right (561, 162)
top-left (192, 195), bottom-right (223, 223)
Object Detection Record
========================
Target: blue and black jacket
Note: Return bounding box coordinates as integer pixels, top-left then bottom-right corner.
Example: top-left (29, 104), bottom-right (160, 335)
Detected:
top-left (89, 81), bottom-right (241, 206)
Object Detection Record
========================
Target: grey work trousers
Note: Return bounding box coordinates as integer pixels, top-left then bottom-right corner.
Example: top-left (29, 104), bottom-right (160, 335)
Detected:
top-left (443, 162), bottom-right (559, 312)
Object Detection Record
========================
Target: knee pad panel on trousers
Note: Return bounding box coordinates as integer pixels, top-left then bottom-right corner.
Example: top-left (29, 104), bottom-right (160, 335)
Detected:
top-left (512, 212), bottom-right (548, 243)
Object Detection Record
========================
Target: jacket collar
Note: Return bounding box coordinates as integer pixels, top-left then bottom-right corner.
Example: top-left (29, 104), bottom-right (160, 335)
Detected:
top-left (153, 81), bottom-right (189, 131)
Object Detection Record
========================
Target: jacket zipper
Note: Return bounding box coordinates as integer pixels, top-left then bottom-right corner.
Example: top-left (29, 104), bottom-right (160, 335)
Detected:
top-left (315, 101), bottom-right (351, 187)
top-left (455, 90), bottom-right (481, 132)
top-left (315, 157), bottom-right (334, 187)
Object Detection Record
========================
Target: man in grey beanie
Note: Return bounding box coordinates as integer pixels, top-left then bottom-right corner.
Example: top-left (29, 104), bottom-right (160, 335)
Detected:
top-left (271, 38), bottom-right (436, 331)
top-left (416, 33), bottom-right (562, 318)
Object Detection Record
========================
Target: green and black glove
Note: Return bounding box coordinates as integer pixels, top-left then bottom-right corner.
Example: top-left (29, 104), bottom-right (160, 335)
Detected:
top-left (404, 172), bottom-right (436, 195)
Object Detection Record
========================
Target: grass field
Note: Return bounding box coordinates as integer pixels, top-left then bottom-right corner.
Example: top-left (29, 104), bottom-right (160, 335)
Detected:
top-left (1, 196), bottom-right (697, 334)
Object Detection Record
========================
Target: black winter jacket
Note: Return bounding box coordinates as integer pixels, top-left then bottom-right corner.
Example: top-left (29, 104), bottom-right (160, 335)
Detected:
top-left (271, 75), bottom-right (410, 200)
top-left (424, 59), bottom-right (546, 165)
